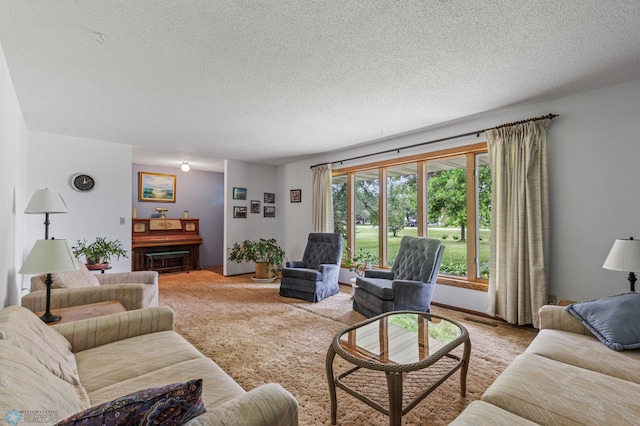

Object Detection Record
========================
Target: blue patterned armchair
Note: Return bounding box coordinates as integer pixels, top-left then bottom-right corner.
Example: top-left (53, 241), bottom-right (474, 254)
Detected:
top-left (353, 236), bottom-right (444, 318)
top-left (279, 233), bottom-right (343, 302)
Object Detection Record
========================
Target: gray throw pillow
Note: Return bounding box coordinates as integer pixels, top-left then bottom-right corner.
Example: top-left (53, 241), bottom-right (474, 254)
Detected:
top-left (566, 292), bottom-right (640, 351)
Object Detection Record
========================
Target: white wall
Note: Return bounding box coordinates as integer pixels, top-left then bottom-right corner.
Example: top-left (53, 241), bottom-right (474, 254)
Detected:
top-left (0, 41), bottom-right (28, 307)
top-left (25, 132), bottom-right (133, 285)
top-left (223, 159), bottom-right (279, 275)
top-left (277, 78), bottom-right (640, 312)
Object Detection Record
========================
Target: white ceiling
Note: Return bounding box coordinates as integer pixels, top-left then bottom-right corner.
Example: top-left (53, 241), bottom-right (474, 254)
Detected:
top-left (1, 1), bottom-right (639, 172)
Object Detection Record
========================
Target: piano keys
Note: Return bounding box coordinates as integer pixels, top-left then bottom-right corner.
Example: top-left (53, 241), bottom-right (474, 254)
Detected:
top-left (131, 218), bottom-right (203, 272)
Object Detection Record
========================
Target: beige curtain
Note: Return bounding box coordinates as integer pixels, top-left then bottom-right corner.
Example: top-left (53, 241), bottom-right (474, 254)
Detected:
top-left (486, 119), bottom-right (550, 328)
top-left (312, 164), bottom-right (333, 232)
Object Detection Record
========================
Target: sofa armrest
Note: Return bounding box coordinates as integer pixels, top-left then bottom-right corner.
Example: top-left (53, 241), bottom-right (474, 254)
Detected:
top-left (52, 306), bottom-right (175, 353)
top-left (364, 269), bottom-right (394, 279)
top-left (185, 383), bottom-right (298, 426)
top-left (97, 270), bottom-right (158, 286)
top-left (21, 283), bottom-right (157, 312)
top-left (539, 305), bottom-right (592, 335)
top-left (285, 261), bottom-right (305, 268)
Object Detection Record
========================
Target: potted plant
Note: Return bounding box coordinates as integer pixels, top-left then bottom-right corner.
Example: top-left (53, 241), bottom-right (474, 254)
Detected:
top-left (72, 237), bottom-right (129, 270)
top-left (345, 247), bottom-right (379, 276)
top-left (228, 238), bottom-right (285, 279)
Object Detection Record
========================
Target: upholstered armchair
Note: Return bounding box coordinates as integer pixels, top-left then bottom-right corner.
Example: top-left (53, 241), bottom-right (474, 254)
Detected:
top-left (21, 260), bottom-right (158, 313)
top-left (279, 233), bottom-right (343, 302)
top-left (353, 236), bottom-right (444, 318)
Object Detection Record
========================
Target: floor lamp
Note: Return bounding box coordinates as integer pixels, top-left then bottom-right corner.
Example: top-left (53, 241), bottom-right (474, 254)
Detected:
top-left (603, 237), bottom-right (640, 293)
top-left (19, 239), bottom-right (79, 323)
top-left (24, 188), bottom-right (69, 239)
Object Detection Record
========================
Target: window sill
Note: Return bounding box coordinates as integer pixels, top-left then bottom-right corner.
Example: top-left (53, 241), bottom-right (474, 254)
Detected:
top-left (437, 276), bottom-right (488, 292)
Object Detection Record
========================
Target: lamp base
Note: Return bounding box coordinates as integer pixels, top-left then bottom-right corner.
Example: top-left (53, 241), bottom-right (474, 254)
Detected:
top-left (39, 311), bottom-right (61, 323)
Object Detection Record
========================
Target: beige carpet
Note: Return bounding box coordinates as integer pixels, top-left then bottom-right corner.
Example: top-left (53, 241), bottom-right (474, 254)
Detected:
top-left (158, 269), bottom-right (537, 425)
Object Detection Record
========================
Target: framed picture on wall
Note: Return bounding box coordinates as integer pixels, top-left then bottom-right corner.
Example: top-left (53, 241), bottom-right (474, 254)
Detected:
top-left (290, 189), bottom-right (301, 203)
top-left (250, 200), bottom-right (260, 213)
top-left (264, 206), bottom-right (276, 218)
top-left (233, 187), bottom-right (247, 200)
top-left (264, 192), bottom-right (275, 203)
top-left (233, 206), bottom-right (247, 218)
top-left (139, 172), bottom-right (176, 202)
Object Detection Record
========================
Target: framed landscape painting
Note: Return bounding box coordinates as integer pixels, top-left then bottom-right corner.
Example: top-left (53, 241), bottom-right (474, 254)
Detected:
top-left (139, 172), bottom-right (176, 202)
top-left (251, 200), bottom-right (260, 213)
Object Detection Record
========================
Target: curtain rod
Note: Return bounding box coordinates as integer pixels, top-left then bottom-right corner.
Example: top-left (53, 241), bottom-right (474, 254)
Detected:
top-left (310, 113), bottom-right (558, 169)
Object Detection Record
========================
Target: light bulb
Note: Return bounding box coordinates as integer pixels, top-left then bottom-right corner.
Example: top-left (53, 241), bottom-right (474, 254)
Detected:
top-left (181, 162), bottom-right (190, 172)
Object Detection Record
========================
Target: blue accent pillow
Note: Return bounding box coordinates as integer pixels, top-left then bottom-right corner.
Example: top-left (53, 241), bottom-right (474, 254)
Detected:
top-left (566, 292), bottom-right (640, 351)
top-left (55, 379), bottom-right (205, 425)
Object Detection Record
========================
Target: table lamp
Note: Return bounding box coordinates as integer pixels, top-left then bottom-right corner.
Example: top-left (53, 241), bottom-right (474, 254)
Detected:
top-left (602, 237), bottom-right (640, 292)
top-left (24, 188), bottom-right (69, 239)
top-left (19, 239), bottom-right (79, 323)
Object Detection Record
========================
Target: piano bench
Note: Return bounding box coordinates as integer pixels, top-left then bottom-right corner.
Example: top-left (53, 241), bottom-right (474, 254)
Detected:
top-left (145, 251), bottom-right (190, 273)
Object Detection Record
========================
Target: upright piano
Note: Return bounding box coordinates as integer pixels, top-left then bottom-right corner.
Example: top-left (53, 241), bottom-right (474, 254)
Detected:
top-left (131, 218), bottom-right (203, 271)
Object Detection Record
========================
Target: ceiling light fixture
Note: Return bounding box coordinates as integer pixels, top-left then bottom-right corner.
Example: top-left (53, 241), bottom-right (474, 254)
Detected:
top-left (181, 162), bottom-right (190, 172)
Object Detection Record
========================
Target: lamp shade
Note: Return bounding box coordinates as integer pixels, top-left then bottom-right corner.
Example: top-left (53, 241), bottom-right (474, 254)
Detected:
top-left (24, 188), bottom-right (69, 214)
top-left (602, 239), bottom-right (640, 272)
top-left (19, 239), bottom-right (79, 274)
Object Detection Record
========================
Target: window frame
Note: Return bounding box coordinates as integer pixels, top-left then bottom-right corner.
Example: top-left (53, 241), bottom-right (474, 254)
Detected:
top-left (333, 142), bottom-right (489, 291)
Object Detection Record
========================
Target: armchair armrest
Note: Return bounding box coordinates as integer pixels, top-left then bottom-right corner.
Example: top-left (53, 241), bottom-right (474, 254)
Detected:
top-left (364, 269), bottom-right (394, 279)
top-left (392, 279), bottom-right (436, 312)
top-left (185, 383), bottom-right (298, 426)
top-left (539, 305), bottom-right (592, 335)
top-left (21, 283), bottom-right (157, 312)
top-left (97, 270), bottom-right (158, 286)
top-left (52, 306), bottom-right (175, 353)
top-left (285, 261), bottom-right (306, 268)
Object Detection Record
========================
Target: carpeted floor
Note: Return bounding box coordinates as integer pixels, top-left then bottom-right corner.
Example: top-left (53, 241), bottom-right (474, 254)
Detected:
top-left (158, 268), bottom-right (537, 425)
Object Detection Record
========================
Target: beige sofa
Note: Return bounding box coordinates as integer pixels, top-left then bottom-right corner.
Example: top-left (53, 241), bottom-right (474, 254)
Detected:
top-left (21, 259), bottom-right (158, 312)
top-left (452, 305), bottom-right (640, 425)
top-left (0, 305), bottom-right (298, 425)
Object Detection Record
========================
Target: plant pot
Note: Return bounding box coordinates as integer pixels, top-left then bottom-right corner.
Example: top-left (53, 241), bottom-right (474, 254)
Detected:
top-left (255, 262), bottom-right (275, 279)
top-left (86, 263), bottom-right (109, 271)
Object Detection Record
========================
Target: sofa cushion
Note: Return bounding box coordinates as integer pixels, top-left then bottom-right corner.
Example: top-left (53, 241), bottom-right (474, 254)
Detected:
top-left (87, 358), bottom-right (246, 410)
top-left (482, 352), bottom-right (640, 425)
top-left (566, 292), bottom-right (640, 350)
top-left (75, 330), bottom-right (204, 394)
top-left (0, 341), bottom-right (90, 420)
top-left (526, 328), bottom-right (640, 384)
top-left (450, 400), bottom-right (538, 425)
top-left (0, 305), bottom-right (80, 384)
top-left (51, 259), bottom-right (100, 289)
top-left (56, 379), bottom-right (205, 426)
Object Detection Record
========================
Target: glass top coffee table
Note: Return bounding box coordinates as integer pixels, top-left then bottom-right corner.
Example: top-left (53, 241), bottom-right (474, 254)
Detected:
top-left (326, 311), bottom-right (470, 425)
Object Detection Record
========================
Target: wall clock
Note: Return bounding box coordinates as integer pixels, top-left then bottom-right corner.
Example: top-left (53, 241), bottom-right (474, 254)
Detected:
top-left (71, 174), bottom-right (96, 192)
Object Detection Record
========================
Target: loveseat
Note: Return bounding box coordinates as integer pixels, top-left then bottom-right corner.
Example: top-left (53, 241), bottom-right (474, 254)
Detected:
top-left (21, 259), bottom-right (158, 313)
top-left (451, 299), bottom-right (640, 425)
top-left (0, 305), bottom-right (298, 425)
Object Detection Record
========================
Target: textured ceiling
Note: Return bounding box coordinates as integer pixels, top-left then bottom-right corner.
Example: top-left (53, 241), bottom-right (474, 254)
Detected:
top-left (1, 1), bottom-right (639, 171)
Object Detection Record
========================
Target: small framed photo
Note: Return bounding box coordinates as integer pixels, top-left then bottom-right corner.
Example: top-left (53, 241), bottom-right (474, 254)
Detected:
top-left (290, 189), bottom-right (301, 203)
top-left (264, 192), bottom-right (275, 203)
top-left (264, 206), bottom-right (276, 218)
top-left (250, 200), bottom-right (260, 214)
top-left (233, 206), bottom-right (247, 218)
top-left (233, 187), bottom-right (247, 200)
